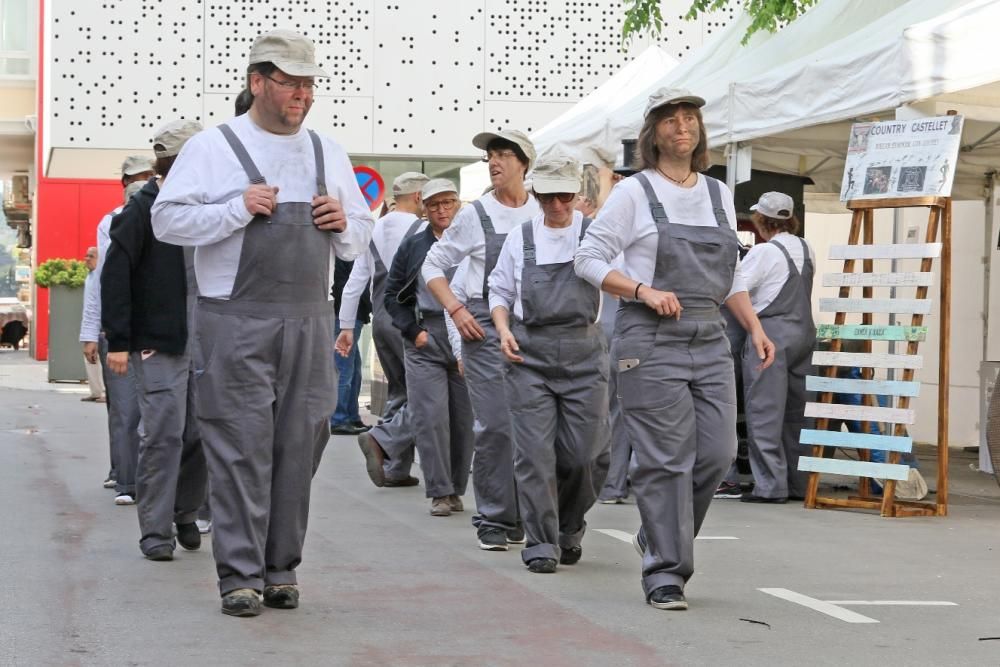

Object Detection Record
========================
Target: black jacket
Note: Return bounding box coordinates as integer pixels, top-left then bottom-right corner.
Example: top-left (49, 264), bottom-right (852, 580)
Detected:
top-left (384, 226), bottom-right (439, 343)
top-left (332, 258), bottom-right (372, 324)
top-left (101, 178), bottom-right (188, 355)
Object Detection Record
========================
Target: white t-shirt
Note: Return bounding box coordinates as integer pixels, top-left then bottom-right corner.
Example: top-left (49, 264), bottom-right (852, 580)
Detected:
top-left (79, 206), bottom-right (122, 342)
top-left (488, 211), bottom-right (595, 321)
top-left (741, 232), bottom-right (815, 313)
top-left (422, 190), bottom-right (540, 301)
top-left (339, 211), bottom-right (426, 328)
top-left (575, 171), bottom-right (746, 300)
top-left (151, 113), bottom-right (373, 299)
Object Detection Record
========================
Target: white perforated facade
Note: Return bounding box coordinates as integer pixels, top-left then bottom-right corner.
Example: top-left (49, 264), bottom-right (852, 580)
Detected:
top-left (42, 0), bottom-right (738, 177)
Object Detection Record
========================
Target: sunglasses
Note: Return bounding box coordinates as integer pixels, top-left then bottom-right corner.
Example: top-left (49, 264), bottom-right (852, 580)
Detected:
top-left (536, 192), bottom-right (577, 204)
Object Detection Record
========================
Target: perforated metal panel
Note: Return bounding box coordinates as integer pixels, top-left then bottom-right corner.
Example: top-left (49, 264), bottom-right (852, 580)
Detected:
top-left (46, 0), bottom-right (737, 161)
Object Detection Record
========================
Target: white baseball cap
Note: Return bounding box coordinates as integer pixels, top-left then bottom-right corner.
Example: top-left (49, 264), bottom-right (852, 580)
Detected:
top-left (392, 172), bottom-right (430, 196)
top-left (472, 129), bottom-right (537, 171)
top-left (644, 87), bottom-right (706, 118)
top-left (531, 155), bottom-right (582, 194)
top-left (421, 178), bottom-right (459, 201)
top-left (750, 192), bottom-right (795, 219)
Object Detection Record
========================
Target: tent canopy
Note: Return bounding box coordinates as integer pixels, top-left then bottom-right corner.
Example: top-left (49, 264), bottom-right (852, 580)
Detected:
top-left (537, 0), bottom-right (1000, 200)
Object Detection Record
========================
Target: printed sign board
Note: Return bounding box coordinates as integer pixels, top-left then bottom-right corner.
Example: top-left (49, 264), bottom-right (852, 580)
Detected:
top-left (840, 115), bottom-right (964, 201)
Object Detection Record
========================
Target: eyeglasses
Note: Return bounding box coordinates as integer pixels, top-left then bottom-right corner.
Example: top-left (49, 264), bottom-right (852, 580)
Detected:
top-left (535, 192), bottom-right (577, 204)
top-left (262, 74), bottom-right (317, 92)
top-left (481, 149), bottom-right (519, 162)
top-left (426, 198), bottom-right (459, 212)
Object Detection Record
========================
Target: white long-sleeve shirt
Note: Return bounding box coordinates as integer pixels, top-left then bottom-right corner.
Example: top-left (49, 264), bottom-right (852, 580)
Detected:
top-left (339, 211), bottom-right (425, 329)
top-left (79, 206), bottom-right (122, 342)
top-left (151, 113), bottom-right (373, 299)
top-left (575, 171), bottom-right (746, 300)
top-left (422, 191), bottom-right (540, 301)
top-left (488, 211), bottom-right (594, 321)
top-left (741, 232), bottom-right (816, 313)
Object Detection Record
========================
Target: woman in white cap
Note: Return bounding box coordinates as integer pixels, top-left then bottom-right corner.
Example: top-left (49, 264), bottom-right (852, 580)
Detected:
top-left (383, 179), bottom-right (473, 518)
top-left (489, 154), bottom-right (609, 573)
top-left (421, 129), bottom-right (540, 551)
top-left (575, 88), bottom-right (774, 610)
top-left (738, 192), bottom-right (814, 503)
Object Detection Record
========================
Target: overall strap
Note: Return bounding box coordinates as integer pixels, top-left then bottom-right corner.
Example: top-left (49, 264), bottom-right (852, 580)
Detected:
top-left (798, 236), bottom-right (813, 270)
top-left (521, 220), bottom-right (536, 266)
top-left (369, 239), bottom-right (384, 271)
top-left (580, 216), bottom-right (592, 241)
top-left (471, 200), bottom-right (496, 235)
top-left (704, 176), bottom-right (729, 228)
top-left (218, 124), bottom-right (265, 185)
top-left (633, 173), bottom-right (669, 225)
top-left (307, 130), bottom-right (327, 197)
top-left (404, 218), bottom-right (423, 239)
top-left (770, 237), bottom-right (799, 276)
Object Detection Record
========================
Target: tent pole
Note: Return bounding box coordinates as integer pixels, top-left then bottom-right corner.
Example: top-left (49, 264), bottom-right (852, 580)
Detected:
top-left (726, 141), bottom-right (737, 192)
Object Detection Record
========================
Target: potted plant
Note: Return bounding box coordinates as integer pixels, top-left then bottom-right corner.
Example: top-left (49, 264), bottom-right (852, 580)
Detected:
top-left (35, 258), bottom-right (89, 382)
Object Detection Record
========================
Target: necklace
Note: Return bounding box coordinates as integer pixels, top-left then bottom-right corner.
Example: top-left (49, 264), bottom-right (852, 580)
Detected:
top-left (657, 167), bottom-right (692, 186)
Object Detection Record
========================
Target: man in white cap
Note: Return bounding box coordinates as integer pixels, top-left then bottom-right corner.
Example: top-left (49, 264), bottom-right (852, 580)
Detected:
top-left (81, 154), bottom-right (155, 502)
top-left (337, 172), bottom-right (429, 486)
top-left (419, 129), bottom-right (539, 551)
top-left (151, 29), bottom-right (373, 617)
top-left (102, 119), bottom-right (208, 562)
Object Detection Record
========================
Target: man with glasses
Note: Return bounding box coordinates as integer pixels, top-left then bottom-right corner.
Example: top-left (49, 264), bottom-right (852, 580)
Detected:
top-left (152, 29), bottom-right (373, 617)
top-left (418, 130), bottom-right (539, 551)
top-left (338, 172), bottom-right (428, 487)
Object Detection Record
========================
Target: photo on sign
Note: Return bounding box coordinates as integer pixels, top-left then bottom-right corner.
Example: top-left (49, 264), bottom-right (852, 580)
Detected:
top-left (897, 166), bottom-right (926, 193)
top-left (848, 124), bottom-right (872, 154)
top-left (863, 166), bottom-right (892, 195)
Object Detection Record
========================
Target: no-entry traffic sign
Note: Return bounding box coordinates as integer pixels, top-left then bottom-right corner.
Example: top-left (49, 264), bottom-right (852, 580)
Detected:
top-left (354, 166), bottom-right (385, 212)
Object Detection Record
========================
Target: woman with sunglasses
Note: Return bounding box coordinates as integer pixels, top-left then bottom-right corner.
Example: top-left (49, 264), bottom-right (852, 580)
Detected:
top-left (575, 88), bottom-right (774, 610)
top-left (488, 155), bottom-right (610, 574)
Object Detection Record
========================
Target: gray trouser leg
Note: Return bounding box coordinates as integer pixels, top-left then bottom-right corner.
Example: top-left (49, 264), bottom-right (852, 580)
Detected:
top-left (462, 322), bottom-right (518, 532)
top-left (599, 366), bottom-right (631, 500)
top-left (405, 330), bottom-right (474, 499)
top-left (195, 309), bottom-right (335, 595)
top-left (177, 354), bottom-right (208, 523)
top-left (783, 350), bottom-right (811, 498)
top-left (372, 314), bottom-right (413, 478)
top-left (100, 336), bottom-right (140, 495)
top-left (617, 320), bottom-right (736, 597)
top-left (133, 351), bottom-right (207, 553)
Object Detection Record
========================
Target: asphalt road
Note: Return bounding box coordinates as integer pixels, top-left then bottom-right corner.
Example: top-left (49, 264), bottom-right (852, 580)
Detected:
top-left (2, 381), bottom-right (999, 666)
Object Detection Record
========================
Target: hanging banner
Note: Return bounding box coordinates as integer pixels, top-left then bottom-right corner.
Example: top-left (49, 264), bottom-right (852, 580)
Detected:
top-left (840, 115), bottom-right (964, 201)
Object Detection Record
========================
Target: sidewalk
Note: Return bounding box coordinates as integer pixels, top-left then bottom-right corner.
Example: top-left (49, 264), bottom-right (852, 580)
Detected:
top-left (0, 349), bottom-right (90, 395)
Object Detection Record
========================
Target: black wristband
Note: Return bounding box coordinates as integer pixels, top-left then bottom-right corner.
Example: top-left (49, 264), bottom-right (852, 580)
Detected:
top-left (634, 283), bottom-right (644, 300)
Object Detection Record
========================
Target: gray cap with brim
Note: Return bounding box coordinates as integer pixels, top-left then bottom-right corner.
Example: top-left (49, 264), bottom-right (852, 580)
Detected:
top-left (472, 129), bottom-right (537, 171)
top-left (644, 87), bottom-right (706, 118)
top-left (393, 171), bottom-right (430, 196)
top-left (121, 155), bottom-right (155, 176)
top-left (531, 155), bottom-right (582, 194)
top-left (153, 119), bottom-right (203, 158)
top-left (422, 178), bottom-right (459, 201)
top-left (249, 29), bottom-right (330, 78)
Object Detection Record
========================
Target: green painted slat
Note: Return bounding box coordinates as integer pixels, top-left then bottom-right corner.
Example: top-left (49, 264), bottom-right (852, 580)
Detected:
top-left (816, 324), bottom-right (928, 341)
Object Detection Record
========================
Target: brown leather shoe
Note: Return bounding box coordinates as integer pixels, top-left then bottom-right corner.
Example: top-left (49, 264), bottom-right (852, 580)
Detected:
top-left (357, 432), bottom-right (385, 487)
top-left (383, 475), bottom-right (420, 487)
top-left (447, 495), bottom-right (464, 512)
top-left (430, 497), bottom-right (452, 516)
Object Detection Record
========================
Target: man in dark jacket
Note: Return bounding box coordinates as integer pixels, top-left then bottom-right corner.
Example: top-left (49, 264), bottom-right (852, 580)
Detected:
top-left (330, 258), bottom-right (372, 434)
top-left (102, 119), bottom-right (208, 561)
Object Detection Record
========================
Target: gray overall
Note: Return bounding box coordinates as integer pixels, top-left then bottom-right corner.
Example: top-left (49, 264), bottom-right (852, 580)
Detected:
top-left (742, 237), bottom-right (814, 499)
top-left (195, 124), bottom-right (336, 595)
top-left (462, 200), bottom-right (521, 532)
top-left (620, 173), bottom-right (738, 598)
top-left (367, 219), bottom-right (422, 480)
top-left (405, 266), bottom-right (474, 499)
top-left (98, 334), bottom-right (140, 496)
top-left (597, 293), bottom-right (630, 501)
top-left (506, 219), bottom-right (610, 564)
top-left (132, 247), bottom-right (208, 555)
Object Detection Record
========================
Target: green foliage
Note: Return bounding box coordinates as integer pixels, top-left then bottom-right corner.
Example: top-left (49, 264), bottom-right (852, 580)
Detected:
top-left (622, 0), bottom-right (818, 49)
top-left (34, 258), bottom-right (89, 289)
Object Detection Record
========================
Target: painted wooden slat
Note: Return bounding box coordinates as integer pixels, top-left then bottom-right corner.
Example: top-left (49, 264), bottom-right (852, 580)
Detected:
top-left (812, 351), bottom-right (923, 370)
top-left (797, 456), bottom-right (911, 481)
top-left (822, 272), bottom-right (935, 287)
top-left (829, 243), bottom-right (941, 260)
top-left (819, 298), bottom-right (932, 314)
top-left (805, 402), bottom-right (915, 425)
top-left (806, 376), bottom-right (921, 397)
top-left (815, 324), bottom-right (927, 341)
top-left (799, 429), bottom-right (913, 453)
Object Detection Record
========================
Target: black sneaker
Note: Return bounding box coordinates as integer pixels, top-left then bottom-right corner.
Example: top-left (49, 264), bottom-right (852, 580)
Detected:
top-left (221, 588), bottom-right (262, 617)
top-left (351, 420), bottom-right (371, 432)
top-left (330, 422), bottom-right (362, 435)
top-left (506, 527), bottom-right (526, 544)
top-left (176, 522), bottom-right (201, 550)
top-left (477, 527), bottom-right (509, 551)
top-left (648, 585), bottom-right (687, 610)
top-left (526, 558), bottom-right (557, 573)
top-left (145, 545), bottom-right (173, 561)
top-left (740, 492), bottom-right (788, 504)
top-left (262, 584), bottom-right (299, 609)
top-left (632, 529), bottom-right (647, 557)
top-left (714, 481), bottom-right (743, 499)
top-left (559, 546), bottom-right (582, 565)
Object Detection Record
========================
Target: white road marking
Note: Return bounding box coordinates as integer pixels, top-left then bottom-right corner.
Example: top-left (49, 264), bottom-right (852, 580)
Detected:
top-left (827, 601), bottom-right (958, 606)
top-left (595, 529), bottom-right (739, 543)
top-left (758, 588), bottom-right (880, 624)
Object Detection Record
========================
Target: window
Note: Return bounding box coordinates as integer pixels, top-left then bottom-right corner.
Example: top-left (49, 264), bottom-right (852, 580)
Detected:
top-left (0, 0), bottom-right (31, 78)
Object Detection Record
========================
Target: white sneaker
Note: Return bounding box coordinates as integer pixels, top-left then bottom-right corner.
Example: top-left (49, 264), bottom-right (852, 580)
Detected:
top-left (196, 519), bottom-right (212, 534)
top-left (114, 493), bottom-right (135, 505)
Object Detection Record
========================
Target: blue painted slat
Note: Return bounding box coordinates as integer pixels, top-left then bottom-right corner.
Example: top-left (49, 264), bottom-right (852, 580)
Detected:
top-left (799, 429), bottom-right (913, 453)
top-left (806, 376), bottom-right (921, 397)
top-left (797, 456), bottom-right (910, 481)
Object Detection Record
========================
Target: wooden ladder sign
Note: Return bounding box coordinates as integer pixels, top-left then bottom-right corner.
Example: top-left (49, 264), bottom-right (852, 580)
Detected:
top-left (800, 195), bottom-right (951, 518)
